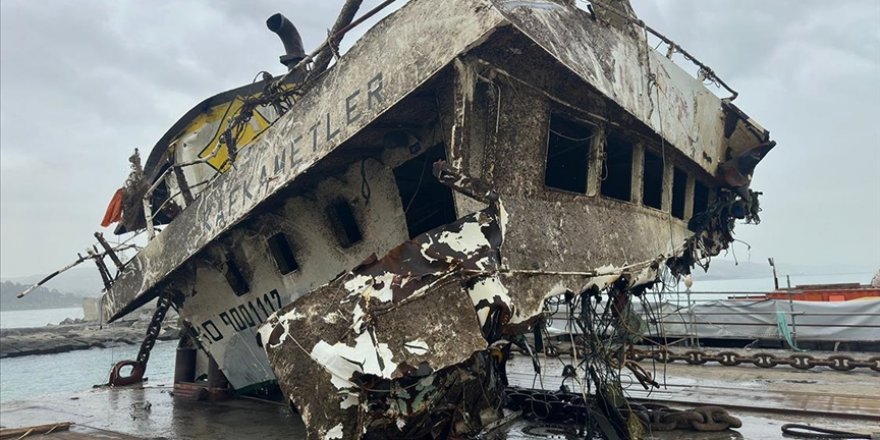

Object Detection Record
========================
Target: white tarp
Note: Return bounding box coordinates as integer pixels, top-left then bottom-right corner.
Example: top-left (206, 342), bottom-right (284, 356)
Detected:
top-left (651, 298), bottom-right (880, 342)
top-left (546, 298), bottom-right (880, 342)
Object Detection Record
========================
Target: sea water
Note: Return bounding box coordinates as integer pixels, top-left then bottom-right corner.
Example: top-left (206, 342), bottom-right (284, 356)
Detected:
top-left (0, 307), bottom-right (84, 329)
top-left (0, 339), bottom-right (176, 403)
top-left (0, 307), bottom-right (175, 405)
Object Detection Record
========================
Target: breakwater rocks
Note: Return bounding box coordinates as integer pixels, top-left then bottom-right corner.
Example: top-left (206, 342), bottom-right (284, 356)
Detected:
top-left (0, 316), bottom-right (180, 358)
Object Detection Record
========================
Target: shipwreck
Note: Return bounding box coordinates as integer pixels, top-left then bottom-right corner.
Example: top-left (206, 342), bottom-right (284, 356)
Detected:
top-left (27, 0), bottom-right (776, 438)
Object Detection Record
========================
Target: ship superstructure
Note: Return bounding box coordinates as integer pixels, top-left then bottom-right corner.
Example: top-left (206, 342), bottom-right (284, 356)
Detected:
top-left (64, 0), bottom-right (775, 438)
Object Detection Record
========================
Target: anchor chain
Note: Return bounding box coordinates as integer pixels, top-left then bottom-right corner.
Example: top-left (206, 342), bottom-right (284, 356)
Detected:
top-left (627, 348), bottom-right (880, 372)
top-left (108, 294), bottom-right (172, 386)
top-left (503, 386), bottom-right (741, 434)
top-left (623, 403), bottom-right (742, 432)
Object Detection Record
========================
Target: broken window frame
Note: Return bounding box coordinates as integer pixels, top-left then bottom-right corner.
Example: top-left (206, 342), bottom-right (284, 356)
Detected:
top-left (671, 166), bottom-right (688, 220)
top-left (600, 130), bottom-right (635, 202)
top-left (327, 199), bottom-right (363, 248)
top-left (393, 143), bottom-right (458, 238)
top-left (641, 147), bottom-right (665, 211)
top-left (693, 179), bottom-right (710, 216)
top-left (267, 232), bottom-right (300, 275)
top-left (542, 113), bottom-right (595, 195)
top-left (224, 255), bottom-right (250, 297)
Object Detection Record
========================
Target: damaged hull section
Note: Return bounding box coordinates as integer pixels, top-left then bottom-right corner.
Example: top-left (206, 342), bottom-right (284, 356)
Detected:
top-left (260, 172), bottom-right (507, 439)
top-left (257, 162), bottom-right (731, 439)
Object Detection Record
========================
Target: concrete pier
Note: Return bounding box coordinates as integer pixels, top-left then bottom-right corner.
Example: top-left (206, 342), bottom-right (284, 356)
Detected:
top-left (1, 351), bottom-right (877, 439)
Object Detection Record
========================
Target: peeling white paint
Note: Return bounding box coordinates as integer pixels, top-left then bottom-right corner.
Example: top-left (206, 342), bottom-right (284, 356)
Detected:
top-left (258, 308), bottom-right (307, 350)
top-left (404, 339), bottom-right (430, 355)
top-left (339, 392), bottom-right (359, 410)
top-left (350, 303), bottom-right (365, 333)
top-left (437, 221), bottom-right (490, 256)
top-left (467, 275), bottom-right (516, 324)
top-left (281, 308), bottom-right (307, 321)
top-left (323, 423), bottom-right (343, 440)
top-left (584, 265), bottom-right (623, 291)
top-left (323, 311), bottom-right (344, 325)
top-left (345, 272), bottom-right (396, 303)
top-left (632, 265), bottom-right (657, 287)
top-left (417, 235), bottom-right (440, 263)
top-left (343, 274), bottom-right (373, 296)
top-left (497, 200), bottom-right (509, 239)
top-left (310, 330), bottom-right (399, 390)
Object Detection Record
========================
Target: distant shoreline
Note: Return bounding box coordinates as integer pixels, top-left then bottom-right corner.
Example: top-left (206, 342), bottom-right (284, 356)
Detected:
top-left (1, 319), bottom-right (180, 358)
top-left (0, 303), bottom-right (84, 312)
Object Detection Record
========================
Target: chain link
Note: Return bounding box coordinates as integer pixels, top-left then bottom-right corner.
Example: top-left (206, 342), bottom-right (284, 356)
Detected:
top-left (135, 293), bottom-right (172, 365)
top-left (629, 348), bottom-right (880, 373)
top-left (504, 387), bottom-right (742, 433)
top-left (107, 293), bottom-right (172, 387)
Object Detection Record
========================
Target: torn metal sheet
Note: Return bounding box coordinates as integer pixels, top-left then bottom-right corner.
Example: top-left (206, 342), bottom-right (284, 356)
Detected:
top-left (259, 188), bottom-right (506, 439)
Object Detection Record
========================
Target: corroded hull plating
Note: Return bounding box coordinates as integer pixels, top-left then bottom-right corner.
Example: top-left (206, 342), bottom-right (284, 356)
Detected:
top-left (259, 168), bottom-right (506, 438)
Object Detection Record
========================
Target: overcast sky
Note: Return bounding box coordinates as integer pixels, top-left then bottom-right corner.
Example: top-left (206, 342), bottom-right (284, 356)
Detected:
top-left (1, 0), bottom-right (878, 279)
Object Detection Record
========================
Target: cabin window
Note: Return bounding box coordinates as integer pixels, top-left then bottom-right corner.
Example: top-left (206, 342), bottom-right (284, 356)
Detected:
top-left (328, 200), bottom-right (363, 247)
top-left (224, 257), bottom-right (250, 296)
top-left (671, 167), bottom-right (688, 219)
top-left (544, 115), bottom-right (592, 193)
top-left (693, 180), bottom-right (710, 215)
top-left (267, 233), bottom-right (299, 275)
top-left (600, 133), bottom-right (633, 201)
top-left (642, 150), bottom-right (664, 209)
top-left (394, 144), bottom-right (457, 238)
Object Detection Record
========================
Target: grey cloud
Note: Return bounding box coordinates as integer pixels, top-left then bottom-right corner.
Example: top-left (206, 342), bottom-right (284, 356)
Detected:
top-left (634, 0), bottom-right (880, 268)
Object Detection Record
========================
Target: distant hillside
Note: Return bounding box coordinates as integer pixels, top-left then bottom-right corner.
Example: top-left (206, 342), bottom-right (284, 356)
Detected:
top-left (1, 267), bottom-right (103, 297)
top-left (0, 281), bottom-right (84, 311)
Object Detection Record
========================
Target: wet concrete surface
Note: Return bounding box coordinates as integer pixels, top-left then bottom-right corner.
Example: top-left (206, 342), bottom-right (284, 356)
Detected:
top-left (0, 386), bottom-right (304, 439)
top-left (1, 353), bottom-right (878, 439)
top-left (504, 352), bottom-right (880, 439)
top-left (485, 413), bottom-right (878, 440)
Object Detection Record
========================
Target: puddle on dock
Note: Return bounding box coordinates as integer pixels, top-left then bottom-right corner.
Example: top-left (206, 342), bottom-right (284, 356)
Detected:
top-left (2, 383), bottom-right (878, 440)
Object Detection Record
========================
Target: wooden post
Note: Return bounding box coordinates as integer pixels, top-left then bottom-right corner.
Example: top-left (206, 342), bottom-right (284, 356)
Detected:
top-left (0, 422), bottom-right (71, 439)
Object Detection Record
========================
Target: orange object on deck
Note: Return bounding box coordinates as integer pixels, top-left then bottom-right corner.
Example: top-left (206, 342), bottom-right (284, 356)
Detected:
top-left (101, 188), bottom-right (125, 227)
top-left (738, 283), bottom-right (880, 302)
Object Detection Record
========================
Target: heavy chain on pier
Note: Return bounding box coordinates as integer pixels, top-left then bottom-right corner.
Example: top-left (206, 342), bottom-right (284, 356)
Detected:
top-left (107, 294), bottom-right (173, 387)
top-left (626, 347), bottom-right (880, 372)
